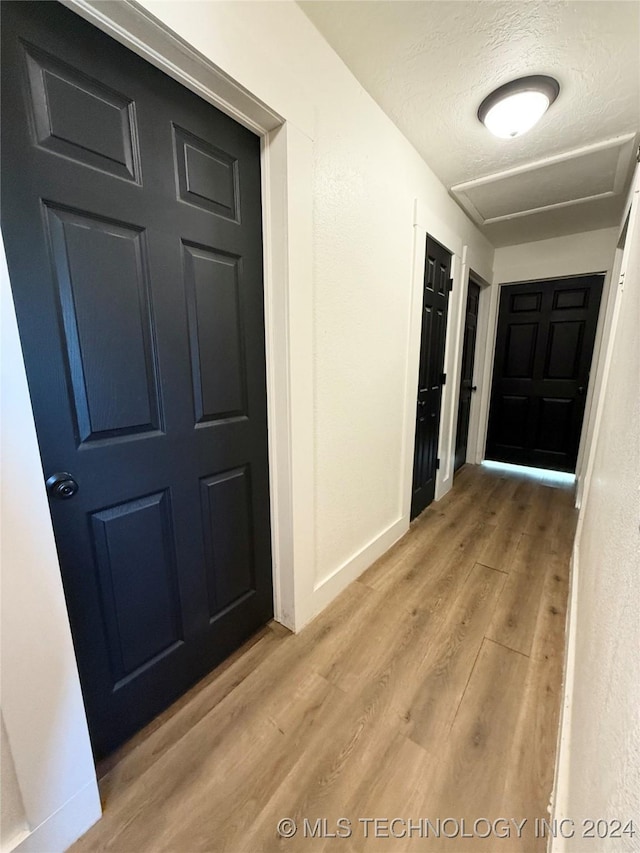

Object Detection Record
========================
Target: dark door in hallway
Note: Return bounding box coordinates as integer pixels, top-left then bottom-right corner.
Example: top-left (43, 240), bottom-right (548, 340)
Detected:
top-left (1, 1), bottom-right (273, 757)
top-left (454, 280), bottom-right (481, 472)
top-left (486, 275), bottom-right (603, 472)
top-left (411, 235), bottom-right (452, 519)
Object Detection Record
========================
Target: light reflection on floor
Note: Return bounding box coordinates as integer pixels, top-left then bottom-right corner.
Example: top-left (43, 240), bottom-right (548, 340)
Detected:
top-left (481, 459), bottom-right (576, 489)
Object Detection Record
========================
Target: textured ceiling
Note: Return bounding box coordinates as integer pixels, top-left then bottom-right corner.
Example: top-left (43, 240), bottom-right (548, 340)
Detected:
top-left (299, 0), bottom-right (640, 245)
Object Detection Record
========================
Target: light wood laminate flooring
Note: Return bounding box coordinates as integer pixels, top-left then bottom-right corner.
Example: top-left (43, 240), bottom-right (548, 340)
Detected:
top-left (72, 463), bottom-right (577, 852)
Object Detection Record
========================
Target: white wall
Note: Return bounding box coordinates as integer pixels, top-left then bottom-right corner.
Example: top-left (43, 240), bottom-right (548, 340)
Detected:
top-left (1, 714), bottom-right (27, 852)
top-left (552, 174), bottom-right (639, 850)
top-left (1, 1), bottom-right (493, 850)
top-left (493, 227), bottom-right (618, 283)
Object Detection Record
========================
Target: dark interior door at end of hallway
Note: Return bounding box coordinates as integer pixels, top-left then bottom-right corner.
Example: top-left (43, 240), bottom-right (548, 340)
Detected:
top-left (411, 235), bottom-right (452, 520)
top-left (454, 280), bottom-right (480, 472)
top-left (1, 1), bottom-right (273, 758)
top-left (486, 274), bottom-right (604, 473)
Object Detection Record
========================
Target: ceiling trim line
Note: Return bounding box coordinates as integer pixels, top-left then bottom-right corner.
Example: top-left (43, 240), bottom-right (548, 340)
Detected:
top-left (482, 191), bottom-right (616, 225)
top-left (450, 133), bottom-right (636, 194)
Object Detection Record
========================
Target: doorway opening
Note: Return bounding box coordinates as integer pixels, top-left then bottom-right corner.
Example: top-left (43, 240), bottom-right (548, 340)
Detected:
top-left (454, 277), bottom-right (481, 472)
top-left (411, 234), bottom-right (452, 519)
top-left (485, 274), bottom-right (604, 474)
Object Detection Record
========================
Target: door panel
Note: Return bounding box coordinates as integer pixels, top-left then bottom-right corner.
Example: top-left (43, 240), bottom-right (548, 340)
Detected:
top-left (91, 491), bottom-right (182, 682)
top-left (183, 244), bottom-right (247, 422)
top-left (545, 321), bottom-right (584, 378)
top-left (24, 42), bottom-right (141, 182)
top-left (504, 323), bottom-right (538, 377)
top-left (46, 205), bottom-right (162, 442)
top-left (200, 467), bottom-right (256, 616)
top-left (411, 235), bottom-right (451, 519)
top-left (498, 396), bottom-right (530, 443)
top-left (1, 1), bottom-right (273, 757)
top-left (174, 125), bottom-right (239, 220)
top-left (454, 280), bottom-right (480, 472)
top-left (486, 275), bottom-right (603, 472)
top-left (535, 398), bottom-right (574, 454)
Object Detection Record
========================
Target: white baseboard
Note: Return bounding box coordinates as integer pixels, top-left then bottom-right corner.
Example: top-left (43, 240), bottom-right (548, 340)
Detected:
top-left (297, 515), bottom-right (409, 630)
top-left (548, 540), bottom-right (581, 853)
top-left (12, 782), bottom-right (101, 853)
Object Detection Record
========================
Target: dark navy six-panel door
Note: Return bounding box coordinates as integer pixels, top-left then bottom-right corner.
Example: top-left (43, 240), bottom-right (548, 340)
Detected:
top-left (1, 1), bottom-right (273, 756)
top-left (411, 235), bottom-right (452, 519)
top-left (486, 275), bottom-right (603, 472)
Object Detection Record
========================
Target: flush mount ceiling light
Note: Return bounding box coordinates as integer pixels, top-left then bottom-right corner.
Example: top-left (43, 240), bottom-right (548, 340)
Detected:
top-left (478, 75), bottom-right (560, 139)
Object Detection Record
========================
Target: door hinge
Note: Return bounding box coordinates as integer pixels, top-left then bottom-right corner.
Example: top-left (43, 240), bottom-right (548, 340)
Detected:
top-left (448, 278), bottom-right (454, 292)
top-left (441, 372), bottom-right (447, 386)
top-left (436, 458), bottom-right (441, 470)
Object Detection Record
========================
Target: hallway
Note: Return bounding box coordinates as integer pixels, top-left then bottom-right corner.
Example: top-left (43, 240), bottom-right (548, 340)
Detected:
top-left (72, 464), bottom-right (577, 853)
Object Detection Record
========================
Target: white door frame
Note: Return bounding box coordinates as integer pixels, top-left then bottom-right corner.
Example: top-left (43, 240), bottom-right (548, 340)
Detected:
top-left (2, 2), bottom-right (316, 849)
top-left (462, 268), bottom-right (492, 467)
top-left (403, 200), bottom-right (465, 513)
top-left (474, 280), bottom-right (501, 465)
top-left (475, 270), bottom-right (609, 474)
top-left (404, 201), bottom-right (494, 512)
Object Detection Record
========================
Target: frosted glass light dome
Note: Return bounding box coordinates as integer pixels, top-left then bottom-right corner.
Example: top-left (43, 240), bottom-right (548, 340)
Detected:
top-left (478, 76), bottom-right (560, 140)
top-left (483, 90), bottom-right (550, 138)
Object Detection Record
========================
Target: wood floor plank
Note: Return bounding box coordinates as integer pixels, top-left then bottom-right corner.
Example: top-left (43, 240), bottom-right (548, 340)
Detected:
top-left (322, 734), bottom-right (433, 853)
top-left (361, 503), bottom-right (491, 596)
top-left (70, 464), bottom-right (575, 853)
top-left (478, 475), bottom-right (521, 520)
top-left (98, 622), bottom-right (288, 791)
top-left (490, 479), bottom-right (538, 531)
top-left (400, 563), bottom-right (505, 753)
top-left (237, 555), bottom-right (499, 850)
top-left (500, 552), bottom-right (571, 844)
top-left (359, 509), bottom-right (496, 647)
top-left (523, 485), bottom-right (577, 559)
top-left (78, 669), bottom-right (345, 852)
top-left (477, 525), bottom-right (522, 573)
top-left (318, 586), bottom-right (441, 694)
top-left (152, 672), bottom-right (347, 853)
top-left (357, 515), bottom-right (431, 591)
top-left (239, 619), bottom-right (439, 852)
top-left (419, 638), bottom-right (533, 851)
top-left (546, 487), bottom-right (578, 561)
top-left (485, 534), bottom-right (551, 656)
